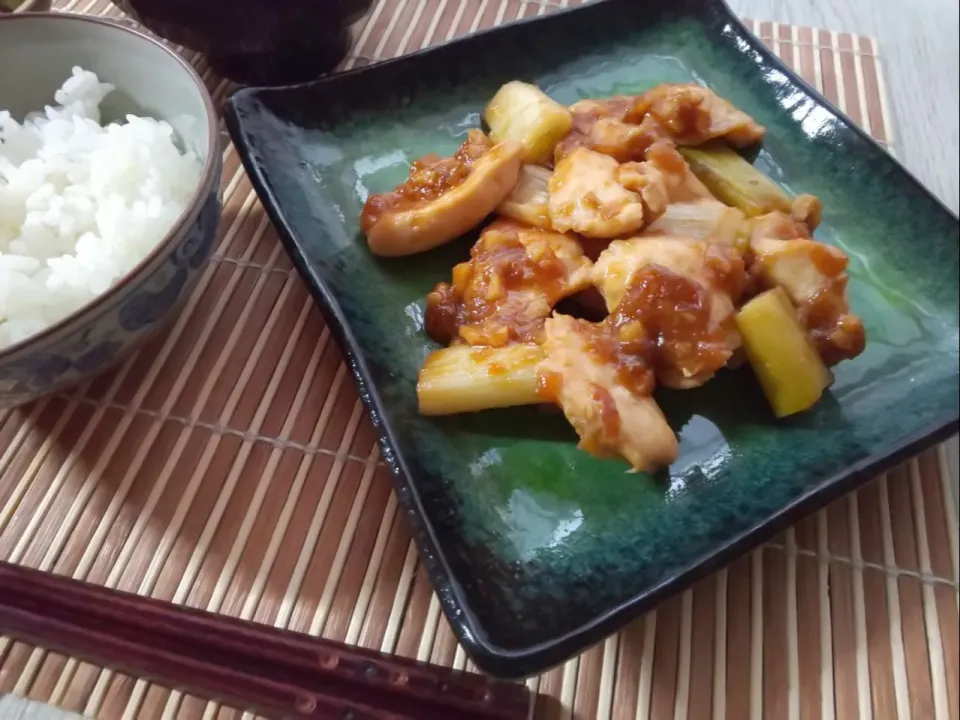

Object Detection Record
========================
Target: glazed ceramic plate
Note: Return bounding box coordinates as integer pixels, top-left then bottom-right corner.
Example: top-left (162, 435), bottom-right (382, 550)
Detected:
top-left (225, 0), bottom-right (959, 678)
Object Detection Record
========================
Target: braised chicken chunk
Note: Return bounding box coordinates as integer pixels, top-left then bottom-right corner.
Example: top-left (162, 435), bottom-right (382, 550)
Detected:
top-left (548, 147), bottom-right (669, 239)
top-left (634, 84), bottom-right (766, 148)
top-left (555, 84), bottom-right (766, 163)
top-left (592, 238), bottom-right (747, 389)
top-left (554, 96), bottom-right (658, 163)
top-left (748, 213), bottom-right (866, 366)
top-left (790, 194), bottom-right (823, 230)
top-left (629, 142), bottom-right (749, 245)
top-left (640, 141), bottom-right (716, 203)
top-left (360, 130), bottom-right (523, 257)
top-left (538, 314), bottom-right (678, 472)
top-left (424, 219), bottom-right (593, 347)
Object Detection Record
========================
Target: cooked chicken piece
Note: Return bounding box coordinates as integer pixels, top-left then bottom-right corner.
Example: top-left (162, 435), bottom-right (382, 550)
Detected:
top-left (538, 314), bottom-right (678, 472)
top-left (360, 130), bottom-right (523, 257)
top-left (592, 237), bottom-right (746, 389)
top-left (621, 140), bottom-right (748, 246)
top-left (639, 141), bottom-right (717, 202)
top-left (748, 212), bottom-right (865, 366)
top-left (547, 147), bottom-right (668, 239)
top-left (554, 84), bottom-right (766, 163)
top-left (790, 193), bottom-right (823, 230)
top-left (750, 211), bottom-right (810, 242)
top-left (497, 164), bottom-right (553, 230)
top-left (595, 238), bottom-right (703, 311)
top-left (554, 96), bottom-right (659, 163)
top-left (593, 237), bottom-right (745, 312)
top-left (634, 84), bottom-right (766, 148)
top-left (424, 219), bottom-right (594, 347)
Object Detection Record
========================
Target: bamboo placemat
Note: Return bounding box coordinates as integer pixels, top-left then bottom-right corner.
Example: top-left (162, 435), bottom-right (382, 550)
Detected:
top-left (1, 1), bottom-right (958, 719)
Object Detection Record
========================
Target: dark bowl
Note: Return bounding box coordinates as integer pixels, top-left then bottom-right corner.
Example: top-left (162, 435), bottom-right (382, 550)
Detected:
top-left (0, 13), bottom-right (222, 408)
top-left (112, 0), bottom-right (375, 86)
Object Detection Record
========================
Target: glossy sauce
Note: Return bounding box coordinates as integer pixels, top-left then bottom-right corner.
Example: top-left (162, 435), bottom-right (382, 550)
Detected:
top-left (590, 383), bottom-right (621, 448)
top-left (554, 96), bottom-right (662, 164)
top-left (360, 130), bottom-right (493, 233)
top-left (579, 262), bottom-right (741, 399)
top-left (553, 84), bottom-right (764, 166)
top-left (536, 369), bottom-right (564, 402)
top-left (616, 265), bottom-right (730, 382)
top-left (634, 84), bottom-right (713, 144)
top-left (487, 361), bottom-right (508, 376)
top-left (749, 230), bottom-right (865, 366)
top-left (425, 222), bottom-right (572, 347)
top-left (804, 284), bottom-right (867, 366)
top-left (704, 243), bottom-right (749, 303)
top-left (423, 283), bottom-right (462, 345)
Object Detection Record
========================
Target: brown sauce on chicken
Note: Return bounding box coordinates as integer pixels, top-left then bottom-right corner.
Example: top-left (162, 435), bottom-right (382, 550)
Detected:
top-left (423, 283), bottom-right (463, 345)
top-left (747, 225), bottom-right (865, 366)
top-left (613, 266), bottom-right (731, 388)
top-left (591, 384), bottom-right (622, 439)
top-left (554, 84), bottom-right (765, 165)
top-left (554, 97), bottom-right (662, 163)
top-left (567, 260), bottom-right (744, 401)
top-left (704, 244), bottom-right (749, 302)
top-left (536, 369), bottom-right (565, 402)
top-left (633, 85), bottom-right (715, 145)
top-left (360, 130), bottom-right (493, 232)
top-left (803, 285), bottom-right (867, 366)
top-left (424, 221), bottom-right (572, 346)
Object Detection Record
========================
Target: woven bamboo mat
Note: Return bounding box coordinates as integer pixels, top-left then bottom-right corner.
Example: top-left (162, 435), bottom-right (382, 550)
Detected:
top-left (1, 1), bottom-right (958, 718)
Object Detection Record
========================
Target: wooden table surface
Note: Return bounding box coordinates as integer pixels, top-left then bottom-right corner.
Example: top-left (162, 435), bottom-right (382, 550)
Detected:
top-left (2, 0), bottom-right (957, 717)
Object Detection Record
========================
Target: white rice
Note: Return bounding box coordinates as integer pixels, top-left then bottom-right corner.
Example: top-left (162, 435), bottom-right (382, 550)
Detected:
top-left (0, 67), bottom-right (202, 351)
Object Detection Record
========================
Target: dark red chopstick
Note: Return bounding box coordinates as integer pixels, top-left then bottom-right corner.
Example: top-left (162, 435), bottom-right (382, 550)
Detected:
top-left (0, 561), bottom-right (530, 720)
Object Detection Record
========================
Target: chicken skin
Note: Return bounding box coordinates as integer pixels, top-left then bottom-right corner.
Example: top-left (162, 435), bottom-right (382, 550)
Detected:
top-left (360, 130), bottom-right (523, 257)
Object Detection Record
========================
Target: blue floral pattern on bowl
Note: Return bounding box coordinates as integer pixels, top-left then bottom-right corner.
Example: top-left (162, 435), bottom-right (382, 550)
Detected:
top-left (0, 183), bottom-right (222, 408)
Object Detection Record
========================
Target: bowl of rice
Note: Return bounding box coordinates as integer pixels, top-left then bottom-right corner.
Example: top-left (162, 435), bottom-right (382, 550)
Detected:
top-left (0, 12), bottom-right (221, 408)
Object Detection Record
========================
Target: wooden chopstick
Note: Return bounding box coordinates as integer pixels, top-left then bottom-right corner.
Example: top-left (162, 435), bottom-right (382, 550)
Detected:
top-left (0, 561), bottom-right (530, 720)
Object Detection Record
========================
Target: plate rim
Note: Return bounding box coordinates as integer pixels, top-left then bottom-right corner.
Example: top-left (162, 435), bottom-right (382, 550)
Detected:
top-left (224, 0), bottom-right (960, 679)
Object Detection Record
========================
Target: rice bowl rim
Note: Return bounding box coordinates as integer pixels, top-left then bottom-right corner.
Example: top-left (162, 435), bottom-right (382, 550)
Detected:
top-left (0, 11), bottom-right (221, 363)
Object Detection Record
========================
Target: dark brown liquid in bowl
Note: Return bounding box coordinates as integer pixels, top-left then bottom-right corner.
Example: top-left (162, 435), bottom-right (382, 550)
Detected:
top-left (113, 0), bottom-right (373, 85)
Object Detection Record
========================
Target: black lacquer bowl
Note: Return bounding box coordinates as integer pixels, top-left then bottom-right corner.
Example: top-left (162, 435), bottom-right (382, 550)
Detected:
top-left (112, 0), bottom-right (373, 85)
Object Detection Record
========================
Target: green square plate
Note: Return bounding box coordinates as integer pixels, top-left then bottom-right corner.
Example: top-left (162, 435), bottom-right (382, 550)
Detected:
top-left (225, 0), bottom-right (959, 679)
